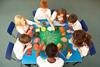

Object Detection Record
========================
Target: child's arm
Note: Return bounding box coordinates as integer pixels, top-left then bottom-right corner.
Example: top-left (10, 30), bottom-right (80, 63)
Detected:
top-left (23, 44), bottom-right (32, 55)
top-left (46, 15), bottom-right (55, 31)
top-left (26, 19), bottom-right (42, 28)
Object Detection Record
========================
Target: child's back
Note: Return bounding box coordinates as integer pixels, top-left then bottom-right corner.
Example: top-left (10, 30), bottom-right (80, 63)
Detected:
top-left (37, 43), bottom-right (64, 67)
top-left (13, 34), bottom-right (32, 60)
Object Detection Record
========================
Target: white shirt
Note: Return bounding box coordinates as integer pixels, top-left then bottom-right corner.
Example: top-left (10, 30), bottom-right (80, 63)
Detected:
top-left (37, 56), bottom-right (64, 67)
top-left (16, 25), bottom-right (29, 34)
top-left (35, 8), bottom-right (51, 19)
top-left (51, 11), bottom-right (57, 21)
top-left (78, 45), bottom-right (89, 57)
top-left (69, 39), bottom-right (89, 57)
top-left (13, 39), bottom-right (25, 60)
top-left (71, 20), bottom-right (82, 31)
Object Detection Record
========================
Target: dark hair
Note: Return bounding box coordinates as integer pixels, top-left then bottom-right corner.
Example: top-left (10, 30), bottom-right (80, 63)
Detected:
top-left (72, 30), bottom-right (92, 47)
top-left (19, 34), bottom-right (31, 44)
top-left (45, 43), bottom-right (58, 58)
top-left (68, 14), bottom-right (78, 23)
top-left (56, 8), bottom-right (67, 23)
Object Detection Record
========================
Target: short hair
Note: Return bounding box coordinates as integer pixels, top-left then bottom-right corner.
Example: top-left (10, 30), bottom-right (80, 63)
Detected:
top-left (72, 30), bottom-right (92, 47)
top-left (45, 43), bottom-right (58, 58)
top-left (19, 34), bottom-right (31, 44)
top-left (40, 0), bottom-right (48, 8)
top-left (68, 14), bottom-right (78, 23)
top-left (56, 8), bottom-right (67, 23)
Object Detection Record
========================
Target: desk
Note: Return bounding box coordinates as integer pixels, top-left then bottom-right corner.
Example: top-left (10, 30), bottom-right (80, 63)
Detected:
top-left (22, 20), bottom-right (82, 64)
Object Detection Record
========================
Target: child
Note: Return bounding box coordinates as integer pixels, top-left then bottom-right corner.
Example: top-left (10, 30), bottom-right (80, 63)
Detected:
top-left (36, 43), bottom-right (64, 67)
top-left (46, 8), bottom-right (67, 31)
top-left (13, 34), bottom-right (32, 60)
top-left (51, 8), bottom-right (67, 26)
top-left (35, 0), bottom-right (51, 20)
top-left (67, 14), bottom-right (82, 33)
top-left (14, 15), bottom-right (41, 34)
top-left (69, 30), bottom-right (92, 57)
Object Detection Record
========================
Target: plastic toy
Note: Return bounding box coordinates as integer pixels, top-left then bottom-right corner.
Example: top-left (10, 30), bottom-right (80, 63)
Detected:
top-left (35, 28), bottom-right (40, 32)
top-left (61, 37), bottom-right (67, 42)
top-left (66, 49), bottom-right (72, 59)
top-left (34, 37), bottom-right (40, 43)
top-left (27, 48), bottom-right (32, 56)
top-left (41, 27), bottom-right (46, 32)
top-left (57, 43), bottom-right (62, 50)
top-left (59, 27), bottom-right (66, 36)
top-left (47, 27), bottom-right (53, 31)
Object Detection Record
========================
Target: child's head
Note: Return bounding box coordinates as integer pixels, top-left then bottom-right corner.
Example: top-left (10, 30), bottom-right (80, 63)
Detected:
top-left (40, 0), bottom-right (48, 8)
top-left (68, 14), bottom-right (78, 25)
top-left (45, 43), bottom-right (58, 58)
top-left (72, 30), bottom-right (91, 47)
top-left (19, 34), bottom-right (31, 44)
top-left (14, 15), bottom-right (27, 26)
top-left (56, 8), bottom-right (67, 24)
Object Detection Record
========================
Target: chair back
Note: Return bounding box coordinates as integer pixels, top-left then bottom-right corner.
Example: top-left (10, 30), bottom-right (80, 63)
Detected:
top-left (51, 9), bottom-right (55, 15)
top-left (80, 20), bottom-right (88, 32)
top-left (32, 9), bottom-right (36, 16)
top-left (7, 21), bottom-right (15, 35)
top-left (5, 42), bottom-right (14, 60)
top-left (89, 42), bottom-right (96, 56)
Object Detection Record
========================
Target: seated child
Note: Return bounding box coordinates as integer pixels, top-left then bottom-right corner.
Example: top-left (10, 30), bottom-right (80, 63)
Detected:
top-left (51, 8), bottom-right (67, 26)
top-left (67, 14), bottom-right (82, 33)
top-left (36, 43), bottom-right (64, 67)
top-left (13, 34), bottom-right (32, 60)
top-left (69, 30), bottom-right (92, 57)
top-left (35, 0), bottom-right (51, 20)
top-left (14, 15), bottom-right (41, 34)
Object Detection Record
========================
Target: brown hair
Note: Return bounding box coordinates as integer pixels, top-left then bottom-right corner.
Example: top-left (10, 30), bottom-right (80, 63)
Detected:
top-left (19, 34), bottom-right (31, 44)
top-left (40, 0), bottom-right (48, 8)
top-left (45, 43), bottom-right (58, 58)
top-left (56, 8), bottom-right (67, 23)
top-left (68, 14), bottom-right (78, 24)
top-left (72, 30), bottom-right (92, 47)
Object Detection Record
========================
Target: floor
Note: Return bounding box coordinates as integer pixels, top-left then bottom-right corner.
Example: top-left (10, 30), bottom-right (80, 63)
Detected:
top-left (0, 0), bottom-right (100, 67)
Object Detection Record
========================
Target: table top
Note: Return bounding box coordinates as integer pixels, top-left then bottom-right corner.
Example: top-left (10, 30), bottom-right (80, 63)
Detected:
top-left (22, 20), bottom-right (82, 64)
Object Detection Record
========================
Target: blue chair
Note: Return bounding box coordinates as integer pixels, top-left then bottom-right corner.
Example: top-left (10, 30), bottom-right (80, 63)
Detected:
top-left (89, 42), bottom-right (96, 56)
top-left (32, 9), bottom-right (36, 16)
top-left (80, 20), bottom-right (88, 32)
top-left (5, 42), bottom-right (15, 60)
top-left (7, 21), bottom-right (16, 39)
top-left (5, 42), bottom-right (22, 67)
top-left (51, 9), bottom-right (55, 15)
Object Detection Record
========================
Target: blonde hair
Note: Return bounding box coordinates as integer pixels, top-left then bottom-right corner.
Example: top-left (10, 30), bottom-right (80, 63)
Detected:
top-left (40, 0), bottom-right (48, 8)
top-left (14, 15), bottom-right (27, 26)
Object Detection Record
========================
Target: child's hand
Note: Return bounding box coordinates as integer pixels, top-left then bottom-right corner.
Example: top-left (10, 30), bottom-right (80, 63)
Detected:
top-left (40, 42), bottom-right (46, 51)
top-left (26, 44), bottom-right (32, 50)
top-left (67, 30), bottom-right (73, 33)
top-left (34, 43), bottom-right (40, 51)
top-left (29, 26), bottom-right (34, 30)
top-left (36, 23), bottom-right (42, 28)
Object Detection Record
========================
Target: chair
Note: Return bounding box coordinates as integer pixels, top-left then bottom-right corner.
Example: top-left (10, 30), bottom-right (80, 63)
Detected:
top-left (32, 9), bottom-right (36, 16)
top-left (51, 9), bottom-right (55, 15)
top-left (89, 42), bottom-right (96, 56)
top-left (5, 42), bottom-right (17, 60)
top-left (80, 20), bottom-right (88, 32)
top-left (7, 21), bottom-right (16, 39)
top-left (5, 42), bottom-right (22, 67)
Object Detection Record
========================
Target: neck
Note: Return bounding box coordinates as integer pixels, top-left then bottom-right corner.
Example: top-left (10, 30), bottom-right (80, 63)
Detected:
top-left (47, 57), bottom-right (56, 63)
